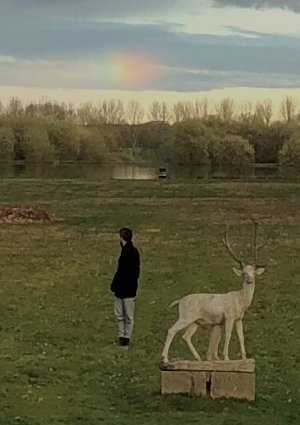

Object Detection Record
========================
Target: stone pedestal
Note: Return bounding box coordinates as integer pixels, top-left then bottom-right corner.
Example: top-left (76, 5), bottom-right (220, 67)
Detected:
top-left (159, 359), bottom-right (255, 401)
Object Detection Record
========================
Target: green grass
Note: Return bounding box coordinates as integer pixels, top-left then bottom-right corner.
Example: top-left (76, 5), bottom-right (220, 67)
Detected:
top-left (0, 178), bottom-right (299, 425)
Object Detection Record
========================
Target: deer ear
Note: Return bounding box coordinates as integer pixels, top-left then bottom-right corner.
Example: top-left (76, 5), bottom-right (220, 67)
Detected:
top-left (232, 267), bottom-right (243, 276)
top-left (255, 267), bottom-right (265, 276)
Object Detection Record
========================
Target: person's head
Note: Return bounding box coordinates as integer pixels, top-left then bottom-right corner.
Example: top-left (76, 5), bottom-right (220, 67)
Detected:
top-left (119, 228), bottom-right (133, 247)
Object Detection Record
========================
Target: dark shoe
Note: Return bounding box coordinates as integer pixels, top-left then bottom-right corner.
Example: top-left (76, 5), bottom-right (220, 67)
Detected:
top-left (118, 337), bottom-right (125, 346)
top-left (123, 338), bottom-right (130, 346)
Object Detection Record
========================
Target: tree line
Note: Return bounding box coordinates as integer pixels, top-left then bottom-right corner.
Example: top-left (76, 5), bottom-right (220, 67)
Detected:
top-left (1, 96), bottom-right (300, 172)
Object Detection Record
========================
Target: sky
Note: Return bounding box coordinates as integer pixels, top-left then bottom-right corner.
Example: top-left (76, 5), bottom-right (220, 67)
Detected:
top-left (0, 0), bottom-right (300, 109)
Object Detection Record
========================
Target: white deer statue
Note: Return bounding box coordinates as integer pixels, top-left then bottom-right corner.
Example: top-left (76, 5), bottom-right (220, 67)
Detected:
top-left (162, 219), bottom-right (266, 363)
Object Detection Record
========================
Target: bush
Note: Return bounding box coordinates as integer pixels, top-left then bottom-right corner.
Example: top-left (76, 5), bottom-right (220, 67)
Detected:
top-left (209, 135), bottom-right (254, 169)
top-left (77, 127), bottom-right (107, 164)
top-left (166, 120), bottom-right (215, 165)
top-left (46, 121), bottom-right (81, 162)
top-left (278, 138), bottom-right (300, 180)
top-left (12, 119), bottom-right (56, 162)
top-left (23, 127), bottom-right (55, 162)
top-left (279, 138), bottom-right (300, 167)
top-left (0, 126), bottom-right (15, 162)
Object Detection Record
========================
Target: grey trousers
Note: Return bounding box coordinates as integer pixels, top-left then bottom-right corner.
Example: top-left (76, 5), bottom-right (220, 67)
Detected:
top-left (114, 297), bottom-right (135, 338)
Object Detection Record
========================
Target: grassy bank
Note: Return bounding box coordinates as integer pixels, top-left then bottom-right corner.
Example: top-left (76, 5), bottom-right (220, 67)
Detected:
top-left (0, 179), bottom-right (299, 424)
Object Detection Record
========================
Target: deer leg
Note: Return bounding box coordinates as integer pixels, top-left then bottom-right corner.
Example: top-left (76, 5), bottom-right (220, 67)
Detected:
top-left (162, 320), bottom-right (191, 363)
top-left (182, 322), bottom-right (201, 361)
top-left (235, 319), bottom-right (246, 360)
top-left (223, 318), bottom-right (234, 361)
top-left (207, 325), bottom-right (222, 361)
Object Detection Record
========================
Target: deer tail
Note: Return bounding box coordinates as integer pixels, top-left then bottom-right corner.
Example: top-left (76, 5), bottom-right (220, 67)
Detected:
top-left (169, 299), bottom-right (180, 308)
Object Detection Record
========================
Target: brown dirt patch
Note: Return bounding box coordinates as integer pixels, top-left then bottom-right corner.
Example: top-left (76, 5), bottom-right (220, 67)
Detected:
top-left (0, 205), bottom-right (59, 224)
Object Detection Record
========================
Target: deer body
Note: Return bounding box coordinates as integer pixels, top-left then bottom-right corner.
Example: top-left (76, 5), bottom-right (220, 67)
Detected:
top-left (162, 220), bottom-right (266, 364)
top-left (174, 278), bottom-right (254, 326)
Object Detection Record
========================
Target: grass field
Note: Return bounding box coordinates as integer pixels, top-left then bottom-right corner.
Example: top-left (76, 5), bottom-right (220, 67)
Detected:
top-left (0, 178), bottom-right (299, 425)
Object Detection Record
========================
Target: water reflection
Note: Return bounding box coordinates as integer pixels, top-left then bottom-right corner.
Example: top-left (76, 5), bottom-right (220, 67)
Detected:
top-left (0, 162), bottom-right (281, 181)
top-left (0, 163), bottom-right (158, 180)
top-left (111, 164), bottom-right (156, 180)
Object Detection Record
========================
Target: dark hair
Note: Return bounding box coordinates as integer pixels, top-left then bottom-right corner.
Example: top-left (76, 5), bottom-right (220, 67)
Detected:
top-left (119, 228), bottom-right (133, 242)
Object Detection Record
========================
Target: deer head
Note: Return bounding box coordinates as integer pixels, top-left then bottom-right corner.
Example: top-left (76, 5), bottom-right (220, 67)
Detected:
top-left (223, 218), bottom-right (267, 284)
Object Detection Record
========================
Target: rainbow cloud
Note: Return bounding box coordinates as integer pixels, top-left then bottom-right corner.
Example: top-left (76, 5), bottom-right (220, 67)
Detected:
top-left (102, 51), bottom-right (166, 88)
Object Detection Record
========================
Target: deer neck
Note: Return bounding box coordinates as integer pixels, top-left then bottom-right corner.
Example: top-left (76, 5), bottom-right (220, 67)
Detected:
top-left (240, 280), bottom-right (255, 309)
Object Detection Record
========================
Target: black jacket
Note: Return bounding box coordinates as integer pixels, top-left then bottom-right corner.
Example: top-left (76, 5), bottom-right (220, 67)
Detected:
top-left (110, 241), bottom-right (140, 299)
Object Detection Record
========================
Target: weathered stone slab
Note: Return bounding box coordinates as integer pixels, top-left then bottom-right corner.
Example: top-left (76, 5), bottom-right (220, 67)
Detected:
top-left (211, 371), bottom-right (255, 401)
top-left (160, 359), bottom-right (255, 400)
top-left (192, 372), bottom-right (208, 396)
top-left (161, 371), bottom-right (191, 394)
top-left (161, 371), bottom-right (208, 396)
top-left (159, 359), bottom-right (255, 373)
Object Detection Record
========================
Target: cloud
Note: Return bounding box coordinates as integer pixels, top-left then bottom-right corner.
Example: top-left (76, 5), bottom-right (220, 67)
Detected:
top-left (0, 58), bottom-right (98, 90)
top-left (1, 1), bottom-right (300, 93)
top-left (0, 55), bottom-right (16, 64)
top-left (0, 0), bottom-right (176, 24)
top-left (213, 0), bottom-right (300, 13)
top-left (2, 28), bottom-right (300, 93)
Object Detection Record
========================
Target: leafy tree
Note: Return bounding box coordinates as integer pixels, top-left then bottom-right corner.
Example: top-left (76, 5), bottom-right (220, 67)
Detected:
top-left (12, 119), bottom-right (55, 162)
top-left (166, 120), bottom-right (215, 165)
top-left (46, 121), bottom-right (81, 162)
top-left (23, 127), bottom-right (55, 162)
top-left (0, 125), bottom-right (15, 162)
top-left (77, 127), bottom-right (107, 164)
top-left (279, 138), bottom-right (300, 167)
top-left (125, 121), bottom-right (173, 162)
top-left (209, 134), bottom-right (254, 173)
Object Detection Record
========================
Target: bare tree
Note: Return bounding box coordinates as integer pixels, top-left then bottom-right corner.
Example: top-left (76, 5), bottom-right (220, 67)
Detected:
top-left (171, 101), bottom-right (195, 122)
top-left (66, 102), bottom-right (77, 123)
top-left (255, 99), bottom-right (273, 126)
top-left (25, 103), bottom-right (39, 118)
top-left (0, 99), bottom-right (5, 116)
top-left (126, 100), bottom-right (144, 125)
top-left (76, 102), bottom-right (98, 125)
top-left (215, 97), bottom-right (236, 122)
top-left (195, 97), bottom-right (210, 120)
top-left (148, 101), bottom-right (170, 122)
top-left (237, 101), bottom-right (254, 122)
top-left (7, 97), bottom-right (24, 118)
top-left (35, 101), bottom-right (66, 121)
top-left (99, 99), bottom-right (125, 124)
top-left (160, 102), bottom-right (170, 122)
top-left (279, 96), bottom-right (298, 123)
top-left (125, 100), bottom-right (145, 158)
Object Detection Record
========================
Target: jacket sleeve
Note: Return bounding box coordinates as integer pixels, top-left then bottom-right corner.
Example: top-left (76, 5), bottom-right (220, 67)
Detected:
top-left (110, 271), bottom-right (118, 292)
top-left (132, 249), bottom-right (140, 280)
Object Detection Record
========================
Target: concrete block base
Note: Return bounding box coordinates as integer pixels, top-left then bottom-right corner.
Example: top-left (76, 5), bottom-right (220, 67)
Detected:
top-left (159, 359), bottom-right (255, 401)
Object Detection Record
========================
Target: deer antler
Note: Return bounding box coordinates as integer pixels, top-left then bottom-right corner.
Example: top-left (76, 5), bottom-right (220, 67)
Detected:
top-left (222, 226), bottom-right (244, 268)
top-left (249, 216), bottom-right (267, 268)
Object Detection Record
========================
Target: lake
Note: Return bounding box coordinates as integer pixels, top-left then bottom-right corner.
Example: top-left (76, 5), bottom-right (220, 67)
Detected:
top-left (0, 162), bottom-right (281, 181)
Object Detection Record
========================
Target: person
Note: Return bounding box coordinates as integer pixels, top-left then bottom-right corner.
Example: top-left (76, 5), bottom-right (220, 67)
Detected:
top-left (110, 228), bottom-right (140, 347)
